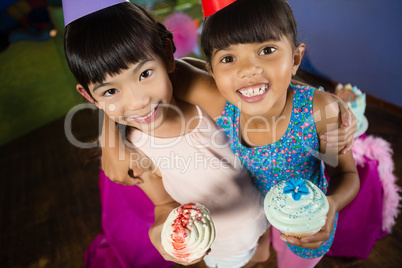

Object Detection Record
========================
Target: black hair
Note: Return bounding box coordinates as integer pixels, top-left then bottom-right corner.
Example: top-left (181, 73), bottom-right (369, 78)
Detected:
top-left (201, 0), bottom-right (297, 65)
top-left (64, 2), bottom-right (175, 94)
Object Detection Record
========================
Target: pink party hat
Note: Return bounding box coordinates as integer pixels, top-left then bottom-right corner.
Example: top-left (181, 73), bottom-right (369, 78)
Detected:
top-left (201, 0), bottom-right (236, 18)
top-left (62, 0), bottom-right (128, 26)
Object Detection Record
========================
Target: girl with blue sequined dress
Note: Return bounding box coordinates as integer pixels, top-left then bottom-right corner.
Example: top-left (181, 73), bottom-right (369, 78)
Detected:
top-left (200, 0), bottom-right (360, 267)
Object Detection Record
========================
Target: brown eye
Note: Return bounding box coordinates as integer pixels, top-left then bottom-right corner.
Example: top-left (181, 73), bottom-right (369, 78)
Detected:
top-left (140, 69), bottom-right (153, 80)
top-left (260, 47), bottom-right (276, 55)
top-left (221, 56), bottom-right (235, 63)
top-left (103, 88), bottom-right (118, 96)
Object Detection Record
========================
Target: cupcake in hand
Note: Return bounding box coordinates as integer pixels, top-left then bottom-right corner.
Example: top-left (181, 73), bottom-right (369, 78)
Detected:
top-left (264, 179), bottom-right (329, 238)
top-left (161, 202), bottom-right (216, 262)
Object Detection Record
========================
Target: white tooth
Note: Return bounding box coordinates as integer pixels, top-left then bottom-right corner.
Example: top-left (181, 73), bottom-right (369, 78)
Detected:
top-left (136, 106), bottom-right (156, 120)
top-left (240, 87), bottom-right (268, 97)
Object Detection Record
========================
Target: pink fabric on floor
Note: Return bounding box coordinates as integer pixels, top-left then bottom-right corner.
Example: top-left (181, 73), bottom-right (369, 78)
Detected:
top-left (271, 227), bottom-right (323, 268)
top-left (85, 135), bottom-right (399, 265)
top-left (327, 135), bottom-right (392, 259)
top-left (352, 135), bottom-right (401, 233)
top-left (84, 170), bottom-right (173, 268)
top-left (84, 232), bottom-right (122, 268)
top-left (326, 156), bottom-right (387, 258)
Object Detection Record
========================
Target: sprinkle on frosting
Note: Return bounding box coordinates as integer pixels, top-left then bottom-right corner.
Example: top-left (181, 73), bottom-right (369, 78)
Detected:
top-left (161, 202), bottom-right (215, 262)
top-left (283, 179), bottom-right (310, 201)
top-left (264, 179), bottom-right (329, 236)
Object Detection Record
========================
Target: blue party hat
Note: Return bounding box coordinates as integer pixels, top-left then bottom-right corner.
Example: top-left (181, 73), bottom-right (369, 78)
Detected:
top-left (62, 0), bottom-right (128, 26)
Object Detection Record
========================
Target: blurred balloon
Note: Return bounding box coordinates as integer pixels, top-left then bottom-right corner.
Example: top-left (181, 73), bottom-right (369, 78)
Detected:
top-left (164, 13), bottom-right (198, 58)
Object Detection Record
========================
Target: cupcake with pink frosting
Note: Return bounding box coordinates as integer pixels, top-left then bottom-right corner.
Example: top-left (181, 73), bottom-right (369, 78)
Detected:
top-left (264, 179), bottom-right (329, 238)
top-left (161, 202), bottom-right (215, 262)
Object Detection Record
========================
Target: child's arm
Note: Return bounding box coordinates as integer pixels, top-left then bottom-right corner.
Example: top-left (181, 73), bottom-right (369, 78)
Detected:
top-left (100, 114), bottom-right (141, 185)
top-left (99, 59), bottom-right (357, 184)
top-left (282, 91), bottom-right (360, 249)
top-left (314, 91), bottom-right (360, 213)
top-left (321, 93), bottom-right (359, 154)
top-left (138, 168), bottom-right (208, 265)
top-left (173, 58), bottom-right (226, 119)
top-left (177, 57), bottom-right (357, 150)
top-left (290, 79), bottom-right (358, 153)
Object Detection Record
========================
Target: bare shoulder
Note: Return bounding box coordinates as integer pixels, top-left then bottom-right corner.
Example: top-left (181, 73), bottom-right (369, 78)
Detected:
top-left (313, 90), bottom-right (340, 116)
top-left (313, 90), bottom-right (341, 135)
top-left (172, 58), bottom-right (226, 118)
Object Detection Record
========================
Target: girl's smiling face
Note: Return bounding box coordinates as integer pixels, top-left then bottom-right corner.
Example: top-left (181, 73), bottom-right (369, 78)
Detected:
top-left (78, 55), bottom-right (174, 133)
top-left (208, 36), bottom-right (305, 119)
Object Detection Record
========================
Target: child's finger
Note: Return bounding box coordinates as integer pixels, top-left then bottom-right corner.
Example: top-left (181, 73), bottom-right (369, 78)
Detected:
top-left (345, 109), bottom-right (357, 129)
top-left (296, 240), bottom-right (324, 250)
top-left (341, 112), bottom-right (351, 127)
top-left (322, 129), bottom-right (344, 142)
top-left (341, 108), bottom-right (352, 127)
top-left (280, 231), bottom-right (330, 249)
top-left (322, 125), bottom-right (356, 151)
top-left (300, 230), bottom-right (330, 244)
top-left (324, 116), bottom-right (357, 140)
top-left (341, 138), bottom-right (355, 154)
top-left (279, 234), bottom-right (302, 246)
top-left (180, 249), bottom-right (210, 266)
top-left (326, 128), bottom-right (356, 152)
top-left (281, 234), bottom-right (325, 249)
top-left (332, 94), bottom-right (352, 127)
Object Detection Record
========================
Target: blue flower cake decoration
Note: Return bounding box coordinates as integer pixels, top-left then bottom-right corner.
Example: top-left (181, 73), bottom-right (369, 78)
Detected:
top-left (283, 178), bottom-right (310, 201)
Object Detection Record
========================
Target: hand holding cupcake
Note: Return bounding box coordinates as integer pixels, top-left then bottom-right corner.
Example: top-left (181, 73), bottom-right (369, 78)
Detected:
top-left (264, 178), bottom-right (329, 238)
top-left (161, 202), bottom-right (215, 263)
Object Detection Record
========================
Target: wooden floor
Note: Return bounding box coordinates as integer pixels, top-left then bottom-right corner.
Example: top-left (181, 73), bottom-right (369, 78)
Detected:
top-left (1, 89), bottom-right (401, 267)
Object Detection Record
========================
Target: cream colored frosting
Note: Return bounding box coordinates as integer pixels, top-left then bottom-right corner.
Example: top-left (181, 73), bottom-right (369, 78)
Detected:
top-left (264, 179), bottom-right (329, 236)
top-left (161, 203), bottom-right (215, 262)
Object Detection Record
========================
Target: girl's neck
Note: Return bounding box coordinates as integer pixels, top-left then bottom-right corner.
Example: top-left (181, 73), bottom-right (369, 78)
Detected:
top-left (144, 97), bottom-right (200, 138)
top-left (241, 89), bottom-right (291, 129)
top-left (240, 89), bottom-right (293, 147)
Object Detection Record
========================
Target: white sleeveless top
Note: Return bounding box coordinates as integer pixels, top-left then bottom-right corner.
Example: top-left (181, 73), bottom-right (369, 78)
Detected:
top-left (128, 105), bottom-right (268, 258)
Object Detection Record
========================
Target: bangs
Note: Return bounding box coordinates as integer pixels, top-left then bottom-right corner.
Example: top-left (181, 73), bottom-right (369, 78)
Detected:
top-left (201, 0), bottom-right (297, 63)
top-left (65, 3), bottom-right (163, 87)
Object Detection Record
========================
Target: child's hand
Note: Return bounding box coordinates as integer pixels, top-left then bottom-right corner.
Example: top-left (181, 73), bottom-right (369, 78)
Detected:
top-left (280, 196), bottom-right (337, 249)
top-left (320, 94), bottom-right (358, 154)
top-left (100, 115), bottom-right (143, 185)
top-left (160, 249), bottom-right (209, 266)
top-left (149, 217), bottom-right (209, 265)
top-left (101, 142), bottom-right (143, 186)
